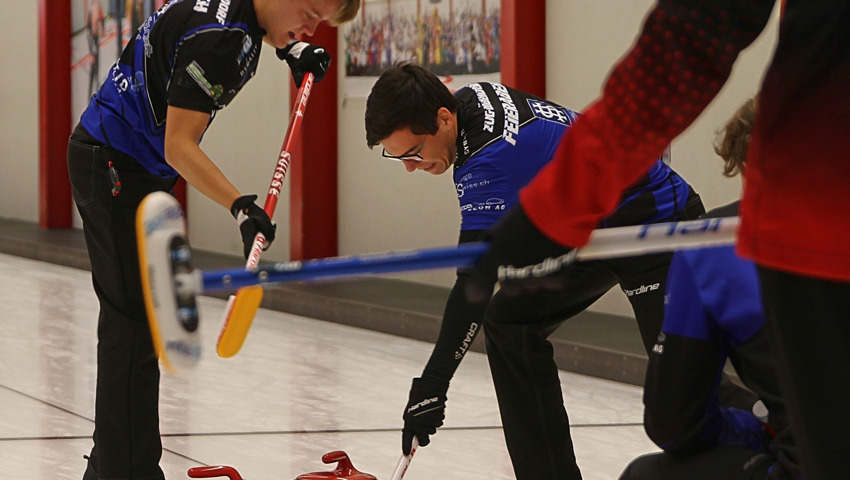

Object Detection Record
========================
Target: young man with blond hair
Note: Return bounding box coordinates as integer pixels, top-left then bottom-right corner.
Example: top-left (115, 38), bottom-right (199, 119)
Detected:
top-left (68, 0), bottom-right (359, 478)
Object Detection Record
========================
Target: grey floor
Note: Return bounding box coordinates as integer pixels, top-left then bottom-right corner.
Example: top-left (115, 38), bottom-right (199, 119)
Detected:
top-left (0, 252), bottom-right (660, 480)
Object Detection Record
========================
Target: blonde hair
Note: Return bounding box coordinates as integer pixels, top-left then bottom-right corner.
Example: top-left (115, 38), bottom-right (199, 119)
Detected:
top-left (330, 0), bottom-right (360, 25)
top-left (714, 97), bottom-right (757, 177)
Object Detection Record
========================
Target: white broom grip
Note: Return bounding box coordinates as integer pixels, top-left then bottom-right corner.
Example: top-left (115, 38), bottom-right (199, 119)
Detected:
top-left (390, 437), bottom-right (419, 480)
top-left (245, 233), bottom-right (266, 270)
top-left (577, 216), bottom-right (738, 261)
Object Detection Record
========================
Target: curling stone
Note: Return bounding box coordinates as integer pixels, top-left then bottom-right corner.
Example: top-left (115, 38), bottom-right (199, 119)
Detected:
top-left (296, 451), bottom-right (377, 480)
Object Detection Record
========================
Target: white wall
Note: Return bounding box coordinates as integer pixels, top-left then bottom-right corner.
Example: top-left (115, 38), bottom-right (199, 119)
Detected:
top-left (188, 47), bottom-right (293, 260)
top-left (0, 1), bottom-right (39, 221)
top-left (337, 96), bottom-right (462, 287)
top-left (3, 1), bottom-right (781, 316)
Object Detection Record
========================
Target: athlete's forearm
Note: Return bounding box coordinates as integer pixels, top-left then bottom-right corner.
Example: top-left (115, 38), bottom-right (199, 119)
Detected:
top-left (164, 105), bottom-right (241, 210)
top-left (166, 139), bottom-right (241, 209)
top-left (421, 274), bottom-right (488, 382)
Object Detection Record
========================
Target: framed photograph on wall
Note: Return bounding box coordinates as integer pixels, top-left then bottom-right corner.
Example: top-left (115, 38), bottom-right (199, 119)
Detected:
top-left (342, 0), bottom-right (501, 97)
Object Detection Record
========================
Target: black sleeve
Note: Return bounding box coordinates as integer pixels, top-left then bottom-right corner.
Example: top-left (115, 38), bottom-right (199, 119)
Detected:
top-left (420, 230), bottom-right (487, 382)
top-left (168, 29), bottom-right (247, 113)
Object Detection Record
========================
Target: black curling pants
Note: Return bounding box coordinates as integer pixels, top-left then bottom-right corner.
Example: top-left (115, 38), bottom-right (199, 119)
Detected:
top-left (483, 253), bottom-right (674, 480)
top-left (68, 125), bottom-right (177, 480)
top-left (758, 267), bottom-right (850, 480)
top-left (482, 195), bottom-right (757, 480)
top-left (484, 254), bottom-right (758, 480)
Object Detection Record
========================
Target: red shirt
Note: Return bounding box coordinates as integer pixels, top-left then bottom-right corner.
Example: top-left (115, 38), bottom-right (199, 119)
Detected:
top-left (520, 0), bottom-right (850, 281)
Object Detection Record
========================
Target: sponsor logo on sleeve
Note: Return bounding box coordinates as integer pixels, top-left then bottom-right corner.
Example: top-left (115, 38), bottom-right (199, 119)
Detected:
top-left (454, 322), bottom-right (479, 360)
top-left (492, 84), bottom-right (519, 145)
top-left (528, 99), bottom-right (574, 125)
top-left (215, 0), bottom-right (232, 24)
top-left (186, 61), bottom-right (223, 100)
top-left (468, 83), bottom-right (496, 133)
top-left (238, 35), bottom-right (254, 64)
top-left (459, 128), bottom-right (470, 156)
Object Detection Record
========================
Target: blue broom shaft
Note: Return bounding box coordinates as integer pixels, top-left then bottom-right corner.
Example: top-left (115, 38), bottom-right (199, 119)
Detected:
top-left (201, 242), bottom-right (490, 292)
top-left (198, 216), bottom-right (739, 292)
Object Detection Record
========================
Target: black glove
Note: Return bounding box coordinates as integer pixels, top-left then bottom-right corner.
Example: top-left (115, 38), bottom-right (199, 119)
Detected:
top-left (276, 41), bottom-right (331, 87)
top-left (230, 194), bottom-right (276, 259)
top-left (402, 376), bottom-right (449, 455)
top-left (465, 205), bottom-right (578, 302)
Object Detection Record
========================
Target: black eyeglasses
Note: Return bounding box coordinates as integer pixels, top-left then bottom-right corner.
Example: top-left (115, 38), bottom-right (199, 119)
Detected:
top-left (381, 148), bottom-right (424, 162)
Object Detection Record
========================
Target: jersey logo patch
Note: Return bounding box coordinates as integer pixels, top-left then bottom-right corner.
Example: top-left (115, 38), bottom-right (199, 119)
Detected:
top-left (528, 99), bottom-right (574, 125)
top-left (186, 61), bottom-right (223, 101)
top-left (238, 36), bottom-right (254, 64)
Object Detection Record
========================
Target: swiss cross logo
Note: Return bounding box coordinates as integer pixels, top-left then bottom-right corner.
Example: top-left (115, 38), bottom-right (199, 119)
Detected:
top-left (528, 99), bottom-right (574, 125)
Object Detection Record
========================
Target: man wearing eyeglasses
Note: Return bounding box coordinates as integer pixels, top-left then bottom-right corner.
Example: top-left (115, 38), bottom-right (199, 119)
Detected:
top-left (364, 62), bottom-right (752, 480)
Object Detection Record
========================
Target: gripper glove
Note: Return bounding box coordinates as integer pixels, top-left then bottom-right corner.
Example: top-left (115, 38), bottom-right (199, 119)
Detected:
top-left (465, 205), bottom-right (578, 302)
top-left (230, 194), bottom-right (276, 259)
top-left (402, 376), bottom-right (449, 455)
top-left (276, 41), bottom-right (331, 87)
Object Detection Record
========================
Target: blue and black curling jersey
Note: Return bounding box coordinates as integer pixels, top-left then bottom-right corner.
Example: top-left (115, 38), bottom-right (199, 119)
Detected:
top-left (80, 0), bottom-right (264, 177)
top-left (452, 82), bottom-right (692, 233)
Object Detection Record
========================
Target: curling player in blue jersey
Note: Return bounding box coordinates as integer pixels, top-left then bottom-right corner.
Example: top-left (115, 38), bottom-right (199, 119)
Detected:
top-left (364, 62), bottom-right (758, 480)
top-left (619, 98), bottom-right (801, 480)
top-left (66, 0), bottom-right (359, 478)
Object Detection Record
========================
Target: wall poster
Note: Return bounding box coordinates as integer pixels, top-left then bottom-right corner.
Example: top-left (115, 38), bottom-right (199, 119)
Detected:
top-left (343, 0), bottom-right (500, 97)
